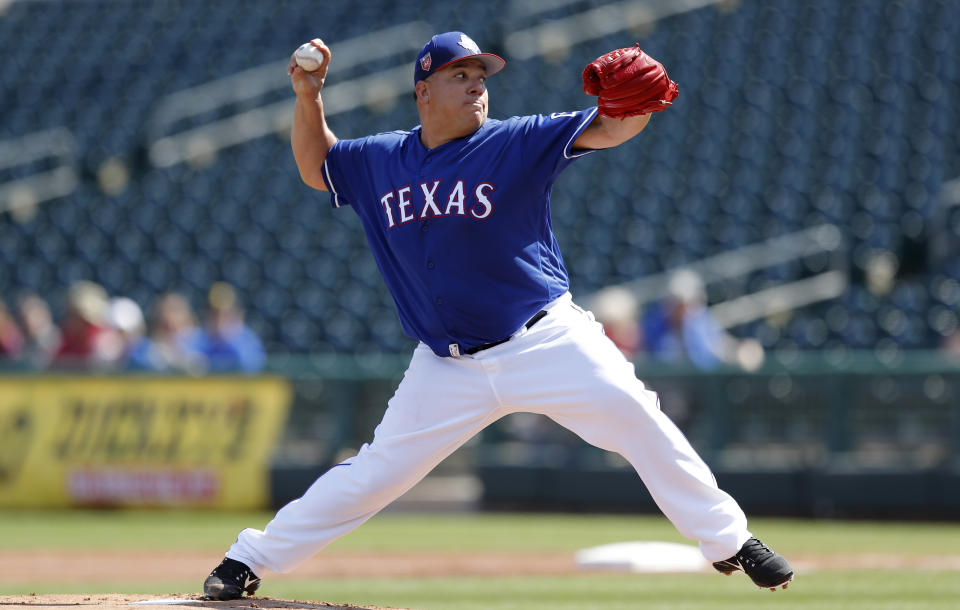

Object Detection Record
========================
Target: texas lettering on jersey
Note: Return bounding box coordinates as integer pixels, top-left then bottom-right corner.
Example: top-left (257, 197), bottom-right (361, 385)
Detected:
top-left (379, 180), bottom-right (496, 229)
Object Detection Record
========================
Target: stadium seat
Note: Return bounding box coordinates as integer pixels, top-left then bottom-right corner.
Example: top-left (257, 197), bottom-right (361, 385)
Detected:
top-left (1, 0), bottom-right (958, 353)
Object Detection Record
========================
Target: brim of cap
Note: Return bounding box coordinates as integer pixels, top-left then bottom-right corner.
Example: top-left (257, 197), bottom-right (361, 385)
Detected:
top-left (430, 52), bottom-right (506, 78)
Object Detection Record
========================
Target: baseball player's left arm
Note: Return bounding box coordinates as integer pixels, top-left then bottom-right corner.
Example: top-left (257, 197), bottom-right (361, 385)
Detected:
top-left (573, 114), bottom-right (651, 150)
top-left (574, 45), bottom-right (678, 150)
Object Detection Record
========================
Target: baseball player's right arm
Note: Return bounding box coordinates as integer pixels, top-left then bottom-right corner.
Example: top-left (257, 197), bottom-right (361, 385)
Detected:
top-left (288, 39), bottom-right (338, 191)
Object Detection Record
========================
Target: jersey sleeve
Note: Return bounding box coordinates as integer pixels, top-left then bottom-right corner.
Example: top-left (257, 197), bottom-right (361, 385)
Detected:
top-left (520, 107), bottom-right (599, 181)
top-left (321, 137), bottom-right (367, 209)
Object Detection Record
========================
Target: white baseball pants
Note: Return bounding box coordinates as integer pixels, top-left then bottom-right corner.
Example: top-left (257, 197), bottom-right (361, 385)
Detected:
top-left (227, 293), bottom-right (751, 575)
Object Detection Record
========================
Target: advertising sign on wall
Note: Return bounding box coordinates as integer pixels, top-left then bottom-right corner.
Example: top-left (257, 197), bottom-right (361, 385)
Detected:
top-left (0, 376), bottom-right (291, 509)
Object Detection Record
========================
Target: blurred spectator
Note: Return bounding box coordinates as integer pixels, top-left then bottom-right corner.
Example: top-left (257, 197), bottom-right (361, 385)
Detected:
top-left (0, 299), bottom-right (26, 361)
top-left (128, 292), bottom-right (205, 373)
top-left (589, 286), bottom-right (641, 360)
top-left (103, 296), bottom-right (147, 369)
top-left (15, 292), bottom-right (61, 368)
top-left (52, 280), bottom-right (118, 369)
top-left (644, 270), bottom-right (764, 371)
top-left (941, 329), bottom-right (960, 355)
top-left (192, 282), bottom-right (265, 373)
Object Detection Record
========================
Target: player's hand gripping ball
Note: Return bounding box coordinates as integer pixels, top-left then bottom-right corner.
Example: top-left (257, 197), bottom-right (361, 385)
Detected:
top-left (582, 45), bottom-right (679, 118)
top-left (294, 41), bottom-right (326, 71)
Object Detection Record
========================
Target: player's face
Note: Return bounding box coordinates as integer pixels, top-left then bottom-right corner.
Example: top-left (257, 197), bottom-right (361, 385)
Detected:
top-left (425, 59), bottom-right (489, 132)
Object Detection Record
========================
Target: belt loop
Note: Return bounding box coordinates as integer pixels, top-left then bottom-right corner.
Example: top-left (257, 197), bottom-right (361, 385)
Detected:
top-left (525, 310), bottom-right (548, 329)
top-left (448, 343), bottom-right (462, 358)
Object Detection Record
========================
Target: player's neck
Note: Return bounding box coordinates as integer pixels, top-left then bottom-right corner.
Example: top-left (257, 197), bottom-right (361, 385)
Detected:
top-left (418, 119), bottom-right (482, 149)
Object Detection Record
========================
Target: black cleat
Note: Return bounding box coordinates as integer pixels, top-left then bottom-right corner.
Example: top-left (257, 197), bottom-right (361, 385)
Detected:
top-left (713, 537), bottom-right (794, 590)
top-left (203, 557), bottom-right (261, 600)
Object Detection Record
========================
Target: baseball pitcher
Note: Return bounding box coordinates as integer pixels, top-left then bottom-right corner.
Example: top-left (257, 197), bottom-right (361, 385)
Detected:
top-left (203, 31), bottom-right (793, 599)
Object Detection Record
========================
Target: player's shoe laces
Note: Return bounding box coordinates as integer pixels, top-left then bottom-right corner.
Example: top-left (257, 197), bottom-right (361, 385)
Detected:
top-left (203, 557), bottom-right (261, 600)
top-left (712, 537), bottom-right (793, 590)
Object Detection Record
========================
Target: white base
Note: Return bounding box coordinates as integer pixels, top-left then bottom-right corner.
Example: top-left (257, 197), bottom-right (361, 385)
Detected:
top-left (575, 541), bottom-right (709, 573)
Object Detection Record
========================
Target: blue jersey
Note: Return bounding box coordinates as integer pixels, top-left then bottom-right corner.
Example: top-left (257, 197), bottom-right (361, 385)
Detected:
top-left (321, 107), bottom-right (598, 356)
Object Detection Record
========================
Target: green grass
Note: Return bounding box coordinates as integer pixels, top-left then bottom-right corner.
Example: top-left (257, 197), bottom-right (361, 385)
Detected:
top-left (6, 572), bottom-right (960, 610)
top-left (264, 572), bottom-right (960, 610)
top-left (0, 509), bottom-right (272, 551)
top-left (2, 510), bottom-right (959, 609)
top-left (1, 510), bottom-right (958, 555)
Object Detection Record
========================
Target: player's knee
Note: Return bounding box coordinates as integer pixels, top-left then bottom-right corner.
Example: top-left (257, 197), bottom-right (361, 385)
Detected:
top-left (332, 454), bottom-right (415, 504)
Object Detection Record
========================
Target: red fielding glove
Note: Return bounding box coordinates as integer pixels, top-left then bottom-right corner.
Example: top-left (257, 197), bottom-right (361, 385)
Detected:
top-left (582, 44), bottom-right (679, 118)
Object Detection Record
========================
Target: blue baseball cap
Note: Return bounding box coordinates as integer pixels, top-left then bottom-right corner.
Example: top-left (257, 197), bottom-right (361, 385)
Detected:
top-left (414, 31), bottom-right (506, 84)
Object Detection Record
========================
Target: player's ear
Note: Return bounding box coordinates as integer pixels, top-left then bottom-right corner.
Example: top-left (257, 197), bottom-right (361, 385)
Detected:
top-left (415, 81), bottom-right (429, 103)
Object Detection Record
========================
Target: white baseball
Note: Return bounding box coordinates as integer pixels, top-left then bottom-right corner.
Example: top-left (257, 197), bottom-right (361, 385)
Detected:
top-left (295, 42), bottom-right (324, 72)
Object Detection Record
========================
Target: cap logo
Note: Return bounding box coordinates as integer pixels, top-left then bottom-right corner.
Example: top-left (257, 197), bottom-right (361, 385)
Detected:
top-left (457, 34), bottom-right (480, 54)
top-left (420, 52), bottom-right (432, 71)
